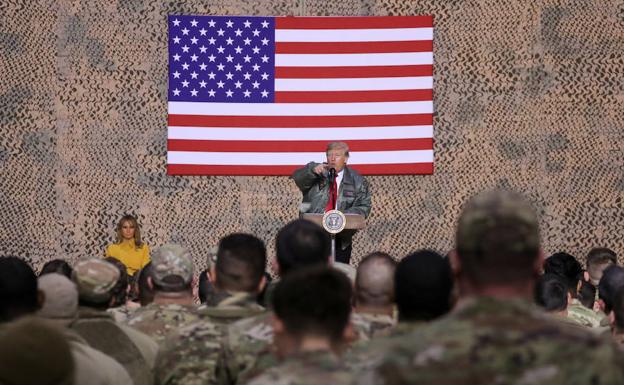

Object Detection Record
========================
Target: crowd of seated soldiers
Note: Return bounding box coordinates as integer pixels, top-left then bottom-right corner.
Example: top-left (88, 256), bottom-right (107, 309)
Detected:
top-left (1, 189), bottom-right (624, 385)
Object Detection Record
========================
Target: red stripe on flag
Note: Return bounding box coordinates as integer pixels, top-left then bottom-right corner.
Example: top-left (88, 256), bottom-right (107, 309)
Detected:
top-left (275, 89), bottom-right (432, 103)
top-left (168, 162), bottom-right (434, 176)
top-left (168, 114), bottom-right (433, 128)
top-left (275, 41), bottom-right (433, 54)
top-left (168, 138), bottom-right (433, 153)
top-left (275, 65), bottom-right (433, 78)
top-left (275, 16), bottom-right (434, 29)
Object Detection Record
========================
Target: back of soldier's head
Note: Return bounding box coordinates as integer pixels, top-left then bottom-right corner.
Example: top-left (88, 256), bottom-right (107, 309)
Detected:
top-left (534, 274), bottom-right (568, 313)
top-left (151, 244), bottom-right (194, 292)
top-left (543, 252), bottom-right (582, 295)
top-left (586, 247), bottom-right (617, 286)
top-left (577, 279), bottom-right (596, 309)
top-left (40, 259), bottom-right (73, 279)
top-left (355, 252), bottom-right (396, 308)
top-left (275, 219), bottom-right (330, 276)
top-left (73, 258), bottom-right (120, 309)
top-left (0, 256), bottom-right (38, 323)
top-left (273, 266), bottom-right (352, 343)
top-left (395, 250), bottom-right (454, 322)
top-left (455, 190), bottom-right (540, 287)
top-left (216, 233), bottom-right (267, 292)
top-left (136, 262), bottom-right (155, 306)
top-left (598, 265), bottom-right (624, 313)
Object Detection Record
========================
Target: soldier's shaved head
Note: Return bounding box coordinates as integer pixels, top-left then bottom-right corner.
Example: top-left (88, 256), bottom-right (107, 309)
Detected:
top-left (355, 252), bottom-right (396, 308)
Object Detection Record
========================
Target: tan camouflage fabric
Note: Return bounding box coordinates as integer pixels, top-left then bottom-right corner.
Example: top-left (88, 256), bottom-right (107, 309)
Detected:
top-left (243, 350), bottom-right (354, 385)
top-left (61, 326), bottom-right (134, 385)
top-left (221, 311), bottom-right (275, 385)
top-left (107, 303), bottom-right (139, 323)
top-left (126, 303), bottom-right (202, 343)
top-left (350, 312), bottom-right (396, 343)
top-left (155, 292), bottom-right (266, 385)
top-left (71, 306), bottom-right (158, 385)
top-left (358, 297), bottom-right (624, 385)
top-left (4, 1), bottom-right (624, 275)
top-left (345, 322), bottom-right (423, 373)
top-left (567, 298), bottom-right (609, 330)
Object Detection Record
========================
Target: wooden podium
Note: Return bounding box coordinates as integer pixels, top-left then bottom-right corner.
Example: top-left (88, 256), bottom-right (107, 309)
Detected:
top-left (302, 212), bottom-right (366, 263)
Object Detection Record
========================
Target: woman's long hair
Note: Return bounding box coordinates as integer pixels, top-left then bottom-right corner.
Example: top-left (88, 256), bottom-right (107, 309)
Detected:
top-left (115, 214), bottom-right (144, 249)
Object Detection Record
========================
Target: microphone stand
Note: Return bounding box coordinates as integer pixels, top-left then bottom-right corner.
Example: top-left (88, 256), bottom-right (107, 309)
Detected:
top-left (328, 167), bottom-right (336, 262)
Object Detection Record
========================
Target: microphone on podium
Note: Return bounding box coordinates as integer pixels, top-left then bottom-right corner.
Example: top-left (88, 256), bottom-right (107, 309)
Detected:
top-left (329, 167), bottom-right (336, 179)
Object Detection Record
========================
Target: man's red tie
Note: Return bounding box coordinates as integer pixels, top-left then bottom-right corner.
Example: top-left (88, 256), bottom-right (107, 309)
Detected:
top-left (325, 175), bottom-right (337, 212)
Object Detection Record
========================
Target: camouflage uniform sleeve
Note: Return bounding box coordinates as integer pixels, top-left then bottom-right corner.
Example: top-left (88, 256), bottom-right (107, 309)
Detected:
top-left (221, 315), bottom-right (275, 385)
top-left (155, 322), bottom-right (223, 385)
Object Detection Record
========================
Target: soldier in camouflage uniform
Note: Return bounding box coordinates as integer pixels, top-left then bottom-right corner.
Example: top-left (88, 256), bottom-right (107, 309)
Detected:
top-left (155, 233), bottom-right (268, 385)
top-left (359, 190), bottom-right (624, 385)
top-left (104, 256), bottom-right (141, 323)
top-left (126, 244), bottom-right (201, 343)
top-left (542, 251), bottom-right (610, 329)
top-left (70, 258), bottom-right (158, 385)
top-left (243, 266), bottom-right (355, 385)
top-left (222, 220), bottom-right (331, 384)
top-left (599, 265), bottom-right (624, 345)
top-left (351, 252), bottom-right (397, 343)
top-left (345, 249), bottom-right (454, 373)
top-left (567, 295), bottom-right (609, 328)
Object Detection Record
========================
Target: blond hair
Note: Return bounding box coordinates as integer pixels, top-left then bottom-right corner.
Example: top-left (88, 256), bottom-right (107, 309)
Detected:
top-left (326, 142), bottom-right (349, 157)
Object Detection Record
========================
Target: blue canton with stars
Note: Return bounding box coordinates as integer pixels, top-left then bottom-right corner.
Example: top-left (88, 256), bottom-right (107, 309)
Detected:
top-left (168, 15), bottom-right (275, 103)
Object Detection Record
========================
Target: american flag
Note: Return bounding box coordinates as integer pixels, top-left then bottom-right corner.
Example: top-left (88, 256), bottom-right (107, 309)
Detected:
top-left (167, 15), bottom-right (434, 175)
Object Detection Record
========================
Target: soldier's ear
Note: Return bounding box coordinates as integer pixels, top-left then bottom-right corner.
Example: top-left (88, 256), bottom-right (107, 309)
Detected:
top-left (598, 299), bottom-right (607, 313)
top-left (449, 250), bottom-right (461, 276)
top-left (257, 275), bottom-right (267, 294)
top-left (272, 314), bottom-right (285, 334)
top-left (209, 265), bottom-right (217, 284)
top-left (583, 271), bottom-right (590, 282)
top-left (343, 318), bottom-right (355, 344)
top-left (147, 276), bottom-right (154, 290)
top-left (533, 250), bottom-right (545, 276)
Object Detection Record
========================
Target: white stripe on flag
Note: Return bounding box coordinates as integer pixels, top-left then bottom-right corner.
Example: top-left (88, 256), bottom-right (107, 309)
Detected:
top-left (168, 126), bottom-right (434, 141)
top-left (168, 150), bottom-right (434, 165)
top-left (275, 28), bottom-right (434, 42)
top-left (275, 52), bottom-right (433, 67)
top-left (168, 101), bottom-right (433, 116)
top-left (274, 77), bottom-right (433, 91)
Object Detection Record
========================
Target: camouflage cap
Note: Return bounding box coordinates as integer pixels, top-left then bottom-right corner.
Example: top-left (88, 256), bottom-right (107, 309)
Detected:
top-left (152, 243), bottom-right (194, 290)
top-left (38, 273), bottom-right (78, 319)
top-left (72, 258), bottom-right (120, 303)
top-left (456, 189), bottom-right (539, 256)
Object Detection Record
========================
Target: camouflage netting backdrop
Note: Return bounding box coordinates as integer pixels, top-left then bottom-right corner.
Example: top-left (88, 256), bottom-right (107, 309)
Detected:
top-left (1, 0), bottom-right (623, 273)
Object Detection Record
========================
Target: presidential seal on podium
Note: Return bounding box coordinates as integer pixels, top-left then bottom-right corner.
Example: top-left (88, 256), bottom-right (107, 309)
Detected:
top-left (322, 210), bottom-right (346, 234)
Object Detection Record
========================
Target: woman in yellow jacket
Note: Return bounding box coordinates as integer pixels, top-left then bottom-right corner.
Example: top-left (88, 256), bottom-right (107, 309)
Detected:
top-left (106, 215), bottom-right (150, 277)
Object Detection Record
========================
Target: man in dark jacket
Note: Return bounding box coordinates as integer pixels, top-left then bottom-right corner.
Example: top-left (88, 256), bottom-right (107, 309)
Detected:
top-left (292, 141), bottom-right (371, 263)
